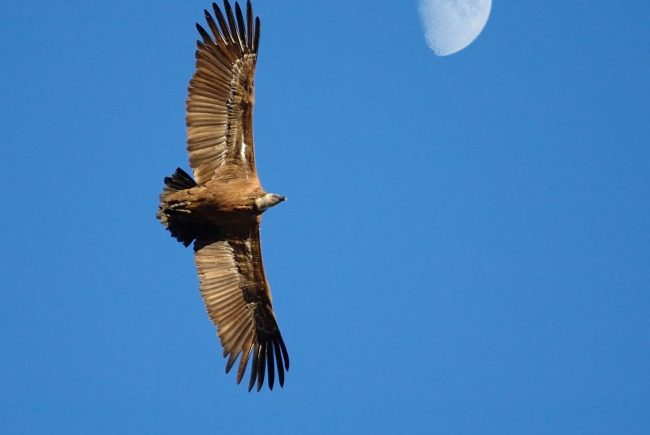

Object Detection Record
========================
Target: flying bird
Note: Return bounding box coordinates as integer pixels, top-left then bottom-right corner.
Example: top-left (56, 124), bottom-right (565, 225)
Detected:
top-left (156, 0), bottom-right (289, 392)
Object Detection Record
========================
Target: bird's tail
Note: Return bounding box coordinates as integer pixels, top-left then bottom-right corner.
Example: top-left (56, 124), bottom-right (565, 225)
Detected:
top-left (156, 167), bottom-right (199, 247)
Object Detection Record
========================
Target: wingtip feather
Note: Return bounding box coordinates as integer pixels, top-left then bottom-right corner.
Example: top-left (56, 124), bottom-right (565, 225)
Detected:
top-left (247, 343), bottom-right (259, 392)
top-left (256, 343), bottom-right (266, 392)
top-left (266, 342), bottom-right (275, 390)
top-left (273, 340), bottom-right (285, 387)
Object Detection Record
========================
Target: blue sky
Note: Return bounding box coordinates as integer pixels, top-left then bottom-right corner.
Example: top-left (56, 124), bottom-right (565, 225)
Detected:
top-left (1, 1), bottom-right (649, 433)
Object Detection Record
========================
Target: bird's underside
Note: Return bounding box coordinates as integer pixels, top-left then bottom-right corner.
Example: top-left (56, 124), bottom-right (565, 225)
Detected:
top-left (156, 0), bottom-right (289, 392)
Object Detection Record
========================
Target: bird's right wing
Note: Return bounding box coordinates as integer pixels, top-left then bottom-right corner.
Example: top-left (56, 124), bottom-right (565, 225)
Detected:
top-left (193, 222), bottom-right (289, 391)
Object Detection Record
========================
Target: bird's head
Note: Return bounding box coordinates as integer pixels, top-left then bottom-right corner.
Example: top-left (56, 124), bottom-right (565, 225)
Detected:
top-left (254, 193), bottom-right (286, 211)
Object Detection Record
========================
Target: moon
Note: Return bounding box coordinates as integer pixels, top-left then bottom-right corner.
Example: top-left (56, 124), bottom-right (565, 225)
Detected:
top-left (418, 0), bottom-right (492, 56)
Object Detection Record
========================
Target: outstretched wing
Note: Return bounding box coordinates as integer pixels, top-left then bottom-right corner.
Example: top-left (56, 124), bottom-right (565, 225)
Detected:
top-left (187, 0), bottom-right (260, 185)
top-left (194, 222), bottom-right (289, 391)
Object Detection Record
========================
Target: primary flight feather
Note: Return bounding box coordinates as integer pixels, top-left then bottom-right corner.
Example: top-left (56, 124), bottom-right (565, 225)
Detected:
top-left (156, 0), bottom-right (289, 392)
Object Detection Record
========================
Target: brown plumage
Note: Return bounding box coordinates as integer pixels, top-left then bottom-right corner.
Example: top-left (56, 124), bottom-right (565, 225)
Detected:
top-left (156, 0), bottom-right (289, 392)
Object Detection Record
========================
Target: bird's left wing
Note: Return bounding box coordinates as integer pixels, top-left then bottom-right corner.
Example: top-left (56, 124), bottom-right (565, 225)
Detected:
top-left (193, 222), bottom-right (289, 391)
top-left (187, 0), bottom-right (260, 184)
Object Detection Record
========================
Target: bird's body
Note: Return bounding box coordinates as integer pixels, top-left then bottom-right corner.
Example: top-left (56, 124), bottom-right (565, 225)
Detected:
top-left (164, 178), bottom-right (263, 221)
top-left (156, 0), bottom-right (289, 392)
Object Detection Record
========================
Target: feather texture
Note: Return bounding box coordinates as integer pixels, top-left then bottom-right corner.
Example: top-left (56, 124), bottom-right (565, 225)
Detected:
top-left (187, 0), bottom-right (259, 184)
top-left (194, 225), bottom-right (289, 391)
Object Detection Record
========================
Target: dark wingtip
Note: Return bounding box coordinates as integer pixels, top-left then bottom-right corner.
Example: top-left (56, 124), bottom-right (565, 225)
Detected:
top-left (279, 335), bottom-right (289, 371)
top-left (273, 340), bottom-right (285, 387)
top-left (266, 343), bottom-right (275, 390)
top-left (234, 1), bottom-right (246, 47)
top-left (245, 0), bottom-right (253, 50)
top-left (225, 351), bottom-right (238, 374)
top-left (256, 344), bottom-right (266, 392)
top-left (195, 23), bottom-right (212, 44)
top-left (253, 17), bottom-right (260, 53)
top-left (247, 344), bottom-right (259, 392)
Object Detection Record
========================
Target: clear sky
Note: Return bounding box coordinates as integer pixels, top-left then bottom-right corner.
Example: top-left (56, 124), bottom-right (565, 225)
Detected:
top-left (1, 1), bottom-right (648, 433)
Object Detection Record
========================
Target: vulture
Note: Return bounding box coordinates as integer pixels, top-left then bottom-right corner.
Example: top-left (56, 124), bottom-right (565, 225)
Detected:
top-left (156, 0), bottom-right (289, 392)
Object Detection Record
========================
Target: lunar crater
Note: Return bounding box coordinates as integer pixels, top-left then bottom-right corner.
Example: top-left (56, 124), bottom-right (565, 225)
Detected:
top-left (419, 0), bottom-right (492, 56)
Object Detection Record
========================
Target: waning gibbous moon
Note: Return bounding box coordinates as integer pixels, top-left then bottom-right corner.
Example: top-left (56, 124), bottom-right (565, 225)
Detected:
top-left (418, 0), bottom-right (492, 56)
